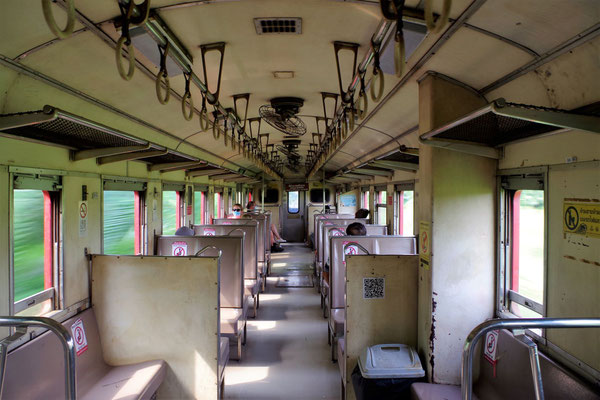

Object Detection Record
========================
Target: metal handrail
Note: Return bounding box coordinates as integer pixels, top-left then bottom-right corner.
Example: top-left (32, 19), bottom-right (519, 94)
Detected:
top-left (195, 245), bottom-right (222, 258)
top-left (461, 318), bottom-right (600, 400)
top-left (0, 316), bottom-right (77, 399)
top-left (343, 242), bottom-right (371, 255)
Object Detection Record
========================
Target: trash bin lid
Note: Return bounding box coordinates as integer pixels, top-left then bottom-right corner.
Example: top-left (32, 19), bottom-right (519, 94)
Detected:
top-left (358, 344), bottom-right (425, 379)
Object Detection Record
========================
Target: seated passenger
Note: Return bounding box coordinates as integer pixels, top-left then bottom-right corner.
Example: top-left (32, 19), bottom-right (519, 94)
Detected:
top-left (175, 226), bottom-right (194, 236)
top-left (246, 200), bottom-right (286, 251)
top-left (323, 222), bottom-right (367, 284)
top-left (246, 200), bottom-right (257, 212)
top-left (355, 208), bottom-right (369, 219)
top-left (346, 222), bottom-right (367, 236)
top-left (228, 203), bottom-right (243, 219)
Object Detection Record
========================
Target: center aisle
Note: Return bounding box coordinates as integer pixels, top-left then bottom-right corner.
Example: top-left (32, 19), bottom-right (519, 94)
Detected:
top-left (224, 244), bottom-right (340, 400)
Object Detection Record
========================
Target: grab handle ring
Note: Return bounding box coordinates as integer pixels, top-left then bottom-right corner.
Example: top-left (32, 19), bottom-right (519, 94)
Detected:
top-left (370, 67), bottom-right (385, 102)
top-left (425, 0), bottom-right (452, 34)
top-left (155, 43), bottom-right (170, 104)
top-left (394, 33), bottom-right (406, 77)
top-left (181, 72), bottom-right (194, 121)
top-left (115, 36), bottom-right (135, 81)
top-left (199, 108), bottom-right (210, 132)
top-left (357, 90), bottom-right (368, 120)
top-left (42, 0), bottom-right (75, 39)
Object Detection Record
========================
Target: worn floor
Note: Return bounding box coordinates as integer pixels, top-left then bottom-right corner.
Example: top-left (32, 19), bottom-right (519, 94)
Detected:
top-left (224, 244), bottom-right (340, 400)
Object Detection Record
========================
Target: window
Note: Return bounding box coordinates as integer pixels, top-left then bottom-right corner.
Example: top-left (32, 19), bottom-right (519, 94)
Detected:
top-left (260, 188), bottom-right (279, 204)
top-left (396, 190), bottom-right (414, 235)
top-left (361, 189), bottom-right (369, 208)
top-left (309, 188), bottom-right (330, 203)
top-left (162, 191), bottom-right (179, 235)
top-left (194, 190), bottom-right (207, 225)
top-left (103, 191), bottom-right (135, 254)
top-left (499, 172), bottom-right (545, 319)
top-left (214, 191), bottom-right (224, 219)
top-left (12, 174), bottom-right (61, 316)
top-left (103, 179), bottom-right (146, 254)
top-left (288, 191), bottom-right (299, 213)
top-left (376, 190), bottom-right (387, 225)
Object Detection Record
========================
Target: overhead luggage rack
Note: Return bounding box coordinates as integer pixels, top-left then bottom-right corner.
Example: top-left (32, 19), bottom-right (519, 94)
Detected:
top-left (420, 98), bottom-right (600, 151)
top-left (0, 105), bottom-right (200, 166)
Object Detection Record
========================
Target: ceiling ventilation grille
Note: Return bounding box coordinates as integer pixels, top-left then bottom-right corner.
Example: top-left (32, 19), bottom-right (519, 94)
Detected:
top-left (254, 18), bottom-right (302, 34)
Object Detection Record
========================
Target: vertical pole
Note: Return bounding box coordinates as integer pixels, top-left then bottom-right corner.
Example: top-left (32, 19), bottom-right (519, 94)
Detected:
top-left (322, 169), bottom-right (325, 213)
top-left (43, 191), bottom-right (53, 289)
top-left (134, 191), bottom-right (141, 254)
top-left (261, 173), bottom-right (265, 212)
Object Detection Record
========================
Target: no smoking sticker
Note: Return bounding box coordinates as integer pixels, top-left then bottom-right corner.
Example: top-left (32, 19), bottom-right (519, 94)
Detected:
top-left (484, 330), bottom-right (499, 364)
top-left (71, 319), bottom-right (88, 356)
top-left (204, 228), bottom-right (216, 236)
top-left (172, 241), bottom-right (188, 256)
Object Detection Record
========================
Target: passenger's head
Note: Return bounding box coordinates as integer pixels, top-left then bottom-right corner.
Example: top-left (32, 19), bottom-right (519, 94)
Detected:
top-left (346, 222), bottom-right (366, 236)
top-left (175, 226), bottom-right (194, 236)
top-left (231, 203), bottom-right (242, 218)
top-left (246, 201), bottom-right (255, 210)
top-left (355, 208), bottom-right (369, 219)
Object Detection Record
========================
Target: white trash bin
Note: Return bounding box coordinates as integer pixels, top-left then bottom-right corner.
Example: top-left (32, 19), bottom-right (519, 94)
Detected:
top-left (352, 344), bottom-right (425, 400)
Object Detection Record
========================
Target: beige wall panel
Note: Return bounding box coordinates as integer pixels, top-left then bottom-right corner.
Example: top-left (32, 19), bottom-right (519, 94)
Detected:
top-left (0, 166), bottom-right (9, 337)
top-left (467, 0), bottom-right (600, 54)
top-left (422, 27), bottom-right (534, 90)
top-left (487, 36), bottom-right (600, 109)
top-left (62, 175), bottom-right (101, 306)
top-left (417, 74), bottom-right (495, 384)
top-left (0, 67), bottom-right (19, 112)
top-left (91, 255), bottom-right (220, 399)
top-left (546, 162), bottom-right (599, 371)
top-left (344, 255), bottom-right (419, 400)
top-left (431, 148), bottom-right (496, 384)
top-left (499, 130), bottom-right (600, 169)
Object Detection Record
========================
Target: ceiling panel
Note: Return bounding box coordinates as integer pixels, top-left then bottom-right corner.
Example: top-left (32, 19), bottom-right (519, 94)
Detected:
top-left (468, 0), bottom-right (600, 55)
top-left (421, 27), bottom-right (534, 90)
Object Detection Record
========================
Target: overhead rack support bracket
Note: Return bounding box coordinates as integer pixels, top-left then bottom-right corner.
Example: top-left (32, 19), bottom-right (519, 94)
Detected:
top-left (148, 161), bottom-right (205, 172)
top-left (97, 149), bottom-right (168, 165)
top-left (72, 144), bottom-right (151, 161)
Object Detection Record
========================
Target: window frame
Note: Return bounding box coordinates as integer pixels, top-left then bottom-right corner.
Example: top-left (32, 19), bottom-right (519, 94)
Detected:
top-left (374, 187), bottom-right (387, 226)
top-left (497, 167), bottom-right (548, 326)
top-left (102, 178), bottom-right (147, 254)
top-left (162, 182), bottom-right (185, 234)
top-left (194, 185), bottom-right (208, 225)
top-left (10, 173), bottom-right (62, 316)
top-left (394, 182), bottom-right (415, 235)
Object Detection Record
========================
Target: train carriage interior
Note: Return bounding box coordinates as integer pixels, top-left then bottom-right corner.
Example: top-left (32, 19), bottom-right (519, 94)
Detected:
top-left (0, 0), bottom-right (599, 399)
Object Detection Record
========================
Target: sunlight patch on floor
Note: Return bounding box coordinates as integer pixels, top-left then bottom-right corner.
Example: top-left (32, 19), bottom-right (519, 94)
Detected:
top-left (226, 366), bottom-right (270, 385)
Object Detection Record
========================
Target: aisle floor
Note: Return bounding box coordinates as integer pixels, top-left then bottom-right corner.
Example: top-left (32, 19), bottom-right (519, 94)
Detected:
top-left (224, 245), bottom-right (340, 400)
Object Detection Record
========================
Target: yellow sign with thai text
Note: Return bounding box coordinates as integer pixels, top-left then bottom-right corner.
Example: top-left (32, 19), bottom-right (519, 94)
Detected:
top-left (563, 202), bottom-right (600, 238)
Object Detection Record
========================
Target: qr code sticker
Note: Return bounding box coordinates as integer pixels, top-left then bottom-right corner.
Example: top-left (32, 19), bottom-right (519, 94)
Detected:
top-left (363, 277), bottom-right (385, 299)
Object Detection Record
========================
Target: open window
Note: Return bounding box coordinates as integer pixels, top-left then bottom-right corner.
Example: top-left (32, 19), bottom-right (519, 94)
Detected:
top-left (260, 188), bottom-right (280, 204)
top-left (194, 185), bottom-right (208, 225)
top-left (103, 179), bottom-right (146, 254)
top-left (214, 187), bottom-right (224, 219)
top-left (12, 173), bottom-right (61, 316)
top-left (163, 183), bottom-right (185, 235)
top-left (395, 182), bottom-right (415, 235)
top-left (309, 188), bottom-right (330, 204)
top-left (375, 186), bottom-right (387, 225)
top-left (360, 187), bottom-right (369, 209)
top-left (498, 170), bottom-right (546, 320)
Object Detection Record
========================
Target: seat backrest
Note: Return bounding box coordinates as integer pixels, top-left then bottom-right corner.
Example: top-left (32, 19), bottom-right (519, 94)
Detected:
top-left (474, 329), bottom-right (599, 400)
top-left (215, 218), bottom-right (265, 262)
top-left (319, 218), bottom-right (367, 265)
top-left (3, 308), bottom-right (108, 399)
top-left (330, 236), bottom-right (417, 310)
top-left (365, 224), bottom-right (387, 235)
top-left (194, 224), bottom-right (258, 280)
top-left (241, 213), bottom-right (269, 257)
top-left (156, 235), bottom-right (244, 308)
top-left (313, 213), bottom-right (354, 251)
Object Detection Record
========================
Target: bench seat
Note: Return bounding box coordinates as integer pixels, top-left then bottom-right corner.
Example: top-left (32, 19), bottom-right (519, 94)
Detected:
top-left (81, 360), bottom-right (166, 400)
top-left (338, 338), bottom-right (345, 383)
top-left (329, 308), bottom-right (344, 336)
top-left (221, 308), bottom-right (244, 335)
top-left (219, 337), bottom-right (229, 382)
top-left (410, 383), bottom-right (479, 400)
top-left (3, 308), bottom-right (166, 400)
